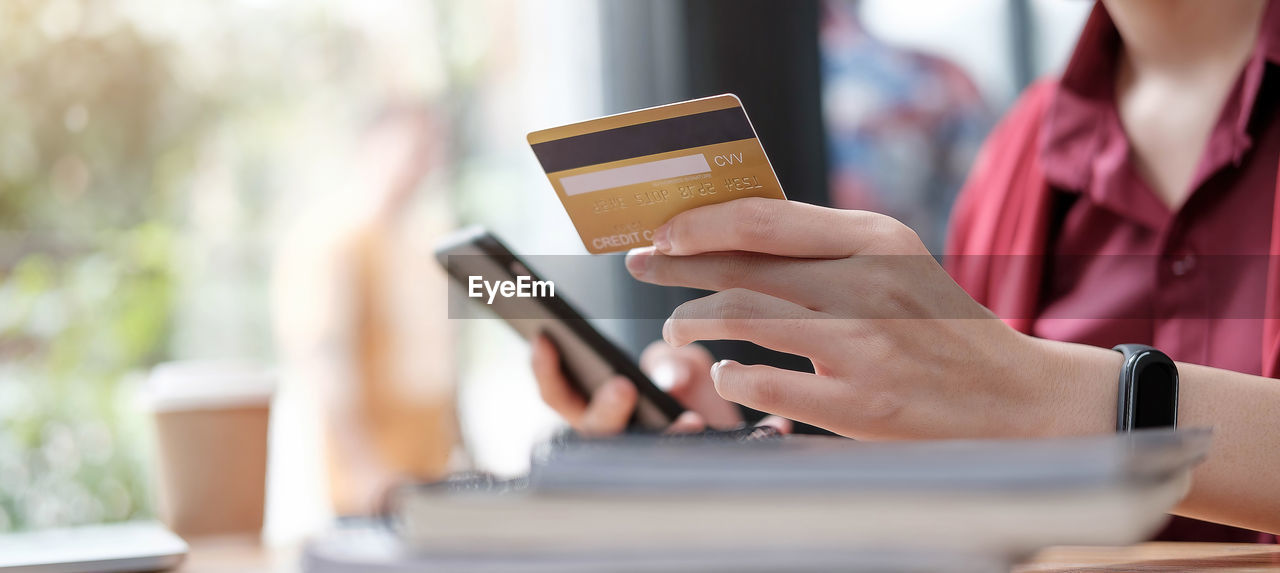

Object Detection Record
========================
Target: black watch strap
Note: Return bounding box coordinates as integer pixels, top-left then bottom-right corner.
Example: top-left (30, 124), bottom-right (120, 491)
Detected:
top-left (1113, 344), bottom-right (1178, 432)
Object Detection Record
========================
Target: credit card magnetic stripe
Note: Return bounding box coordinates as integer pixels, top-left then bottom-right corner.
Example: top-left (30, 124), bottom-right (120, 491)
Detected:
top-left (530, 106), bottom-right (756, 173)
top-left (527, 94), bottom-right (786, 254)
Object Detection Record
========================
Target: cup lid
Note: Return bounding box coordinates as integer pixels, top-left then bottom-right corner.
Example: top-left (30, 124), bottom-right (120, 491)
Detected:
top-left (145, 361), bottom-right (276, 412)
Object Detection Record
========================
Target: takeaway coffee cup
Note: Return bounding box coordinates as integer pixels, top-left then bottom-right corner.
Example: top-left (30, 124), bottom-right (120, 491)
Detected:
top-left (146, 361), bottom-right (275, 538)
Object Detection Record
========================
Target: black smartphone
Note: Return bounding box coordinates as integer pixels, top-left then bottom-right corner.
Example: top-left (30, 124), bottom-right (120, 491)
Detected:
top-left (434, 226), bottom-right (685, 430)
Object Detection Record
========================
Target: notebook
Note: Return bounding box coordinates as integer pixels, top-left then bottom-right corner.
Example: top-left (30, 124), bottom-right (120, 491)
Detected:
top-left (0, 521), bottom-right (187, 573)
top-left (306, 429), bottom-right (1212, 572)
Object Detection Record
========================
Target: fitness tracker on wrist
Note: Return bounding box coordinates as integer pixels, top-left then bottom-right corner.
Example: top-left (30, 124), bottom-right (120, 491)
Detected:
top-left (1113, 344), bottom-right (1178, 432)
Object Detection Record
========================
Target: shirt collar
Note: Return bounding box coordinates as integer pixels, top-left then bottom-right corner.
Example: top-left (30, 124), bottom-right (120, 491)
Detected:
top-left (1039, 0), bottom-right (1280, 212)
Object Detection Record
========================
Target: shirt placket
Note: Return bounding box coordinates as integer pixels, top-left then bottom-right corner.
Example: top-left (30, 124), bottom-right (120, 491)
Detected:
top-left (1151, 213), bottom-right (1209, 366)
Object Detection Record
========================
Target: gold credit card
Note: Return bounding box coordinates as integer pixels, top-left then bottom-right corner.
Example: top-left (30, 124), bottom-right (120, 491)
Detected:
top-left (528, 94), bottom-right (787, 254)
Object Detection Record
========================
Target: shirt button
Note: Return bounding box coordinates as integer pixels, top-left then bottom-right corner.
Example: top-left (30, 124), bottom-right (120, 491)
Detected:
top-left (1170, 253), bottom-right (1197, 277)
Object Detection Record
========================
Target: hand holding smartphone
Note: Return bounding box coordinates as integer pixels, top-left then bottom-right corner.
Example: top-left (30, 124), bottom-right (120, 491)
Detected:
top-left (435, 227), bottom-right (686, 430)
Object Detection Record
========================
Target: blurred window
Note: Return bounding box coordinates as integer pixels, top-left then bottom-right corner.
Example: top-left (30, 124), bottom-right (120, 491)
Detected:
top-left (0, 0), bottom-right (605, 538)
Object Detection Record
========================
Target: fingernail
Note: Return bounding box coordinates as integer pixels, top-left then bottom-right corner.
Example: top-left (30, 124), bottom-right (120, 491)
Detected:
top-left (674, 411), bottom-right (701, 427)
top-left (652, 223), bottom-right (671, 253)
top-left (649, 360), bottom-right (687, 391)
top-left (662, 318), bottom-right (674, 345)
top-left (625, 247), bottom-right (653, 276)
top-left (710, 359), bottom-right (728, 381)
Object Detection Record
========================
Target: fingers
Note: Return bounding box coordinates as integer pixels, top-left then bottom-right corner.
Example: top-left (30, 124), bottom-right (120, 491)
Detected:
top-left (533, 335), bottom-right (639, 436)
top-left (663, 289), bottom-right (830, 360)
top-left (640, 340), bottom-right (744, 429)
top-left (651, 197), bottom-right (916, 258)
top-left (639, 341), bottom-right (714, 394)
top-left (578, 377), bottom-right (637, 436)
top-left (531, 335), bottom-right (588, 423)
top-left (664, 411), bottom-right (708, 434)
top-left (626, 248), bottom-right (828, 303)
top-left (755, 415), bottom-right (794, 435)
top-left (710, 360), bottom-right (858, 434)
top-left (641, 349), bottom-right (691, 393)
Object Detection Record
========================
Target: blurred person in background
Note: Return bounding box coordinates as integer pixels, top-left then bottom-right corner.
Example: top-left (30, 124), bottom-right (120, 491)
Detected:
top-left (534, 0), bottom-right (1280, 542)
top-left (275, 103), bottom-right (461, 516)
top-left (821, 0), bottom-right (991, 253)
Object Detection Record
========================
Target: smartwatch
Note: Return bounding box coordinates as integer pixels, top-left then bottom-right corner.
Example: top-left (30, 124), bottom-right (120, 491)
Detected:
top-left (1113, 344), bottom-right (1178, 432)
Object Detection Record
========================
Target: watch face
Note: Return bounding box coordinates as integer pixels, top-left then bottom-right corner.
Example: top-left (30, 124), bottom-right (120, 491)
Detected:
top-left (1132, 362), bottom-right (1177, 429)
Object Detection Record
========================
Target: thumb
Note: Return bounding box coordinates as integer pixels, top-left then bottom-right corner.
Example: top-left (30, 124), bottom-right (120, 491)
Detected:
top-left (664, 411), bottom-right (708, 434)
top-left (648, 358), bottom-right (693, 395)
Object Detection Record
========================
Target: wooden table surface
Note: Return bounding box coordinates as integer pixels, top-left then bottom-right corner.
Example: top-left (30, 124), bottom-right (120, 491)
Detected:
top-left (1015, 543), bottom-right (1280, 572)
top-left (177, 539), bottom-right (1280, 572)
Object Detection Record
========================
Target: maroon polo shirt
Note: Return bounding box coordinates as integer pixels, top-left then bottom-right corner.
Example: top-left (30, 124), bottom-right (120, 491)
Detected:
top-left (1031, 2), bottom-right (1280, 542)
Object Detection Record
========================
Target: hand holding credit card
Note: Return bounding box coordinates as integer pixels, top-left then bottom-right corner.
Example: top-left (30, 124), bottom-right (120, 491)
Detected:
top-left (528, 94), bottom-right (786, 254)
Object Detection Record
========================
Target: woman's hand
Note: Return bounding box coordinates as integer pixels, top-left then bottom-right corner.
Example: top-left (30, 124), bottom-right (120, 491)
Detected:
top-left (624, 197), bottom-right (1115, 440)
top-left (530, 336), bottom-right (746, 436)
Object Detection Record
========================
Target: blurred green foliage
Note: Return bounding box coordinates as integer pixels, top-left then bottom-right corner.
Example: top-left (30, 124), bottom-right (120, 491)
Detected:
top-left (0, 0), bottom-right (217, 531)
top-left (0, 0), bottom-right (477, 531)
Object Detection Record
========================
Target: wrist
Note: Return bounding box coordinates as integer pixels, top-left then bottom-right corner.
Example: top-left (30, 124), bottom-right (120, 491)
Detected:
top-left (1014, 335), bottom-right (1122, 437)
